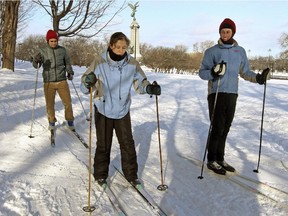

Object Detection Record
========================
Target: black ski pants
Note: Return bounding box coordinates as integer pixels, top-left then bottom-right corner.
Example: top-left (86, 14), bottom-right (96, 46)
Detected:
top-left (207, 93), bottom-right (238, 162)
top-left (93, 106), bottom-right (138, 182)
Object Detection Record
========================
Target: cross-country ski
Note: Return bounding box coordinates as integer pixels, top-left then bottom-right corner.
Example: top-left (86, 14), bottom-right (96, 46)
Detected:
top-left (178, 153), bottom-right (288, 210)
top-left (50, 129), bottom-right (55, 147)
top-left (113, 164), bottom-right (167, 216)
top-left (63, 123), bottom-right (89, 148)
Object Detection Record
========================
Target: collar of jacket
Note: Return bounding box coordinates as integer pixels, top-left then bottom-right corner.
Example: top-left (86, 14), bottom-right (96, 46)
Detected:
top-left (102, 50), bottom-right (130, 68)
top-left (46, 44), bottom-right (59, 50)
top-left (218, 38), bottom-right (238, 49)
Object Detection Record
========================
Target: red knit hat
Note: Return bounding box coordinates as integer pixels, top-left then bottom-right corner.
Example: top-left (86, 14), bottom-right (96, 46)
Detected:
top-left (219, 18), bottom-right (236, 35)
top-left (46, 30), bottom-right (58, 41)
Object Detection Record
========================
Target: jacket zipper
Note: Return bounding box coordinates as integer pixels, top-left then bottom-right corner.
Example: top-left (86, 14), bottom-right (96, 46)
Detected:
top-left (118, 66), bottom-right (122, 100)
top-left (52, 49), bottom-right (57, 82)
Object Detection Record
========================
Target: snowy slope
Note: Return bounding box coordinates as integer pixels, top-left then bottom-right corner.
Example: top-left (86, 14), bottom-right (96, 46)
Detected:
top-left (0, 62), bottom-right (287, 216)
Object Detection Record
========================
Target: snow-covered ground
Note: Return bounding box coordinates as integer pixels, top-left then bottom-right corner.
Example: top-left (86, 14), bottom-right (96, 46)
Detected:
top-left (0, 62), bottom-right (287, 216)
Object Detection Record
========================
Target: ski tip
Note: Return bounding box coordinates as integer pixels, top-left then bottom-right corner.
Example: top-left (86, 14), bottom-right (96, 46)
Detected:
top-left (135, 184), bottom-right (143, 190)
top-left (101, 183), bottom-right (108, 189)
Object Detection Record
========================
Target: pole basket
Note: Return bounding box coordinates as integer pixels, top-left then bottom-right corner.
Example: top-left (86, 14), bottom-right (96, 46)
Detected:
top-left (157, 184), bottom-right (168, 191)
top-left (82, 206), bottom-right (96, 212)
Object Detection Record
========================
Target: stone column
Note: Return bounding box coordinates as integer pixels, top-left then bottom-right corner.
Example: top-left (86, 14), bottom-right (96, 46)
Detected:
top-left (130, 20), bottom-right (142, 60)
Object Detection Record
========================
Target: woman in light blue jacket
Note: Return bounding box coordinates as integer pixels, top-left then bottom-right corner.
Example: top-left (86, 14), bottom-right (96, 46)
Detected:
top-left (81, 32), bottom-right (160, 186)
top-left (199, 18), bottom-right (270, 175)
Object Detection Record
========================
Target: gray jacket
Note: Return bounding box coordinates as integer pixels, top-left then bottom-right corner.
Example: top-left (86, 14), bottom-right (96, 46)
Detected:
top-left (33, 44), bottom-right (74, 83)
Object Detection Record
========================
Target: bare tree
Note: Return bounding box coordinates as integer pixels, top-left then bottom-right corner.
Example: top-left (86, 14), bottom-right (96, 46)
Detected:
top-left (279, 32), bottom-right (288, 59)
top-left (17, 0), bottom-right (35, 38)
top-left (1, 0), bottom-right (34, 70)
top-left (0, 0), bottom-right (4, 66)
top-left (61, 37), bottom-right (105, 66)
top-left (190, 52), bottom-right (203, 71)
top-left (16, 35), bottom-right (46, 62)
top-left (2, 1), bottom-right (20, 71)
top-left (193, 40), bottom-right (215, 53)
top-left (32, 0), bottom-right (127, 38)
top-left (141, 45), bottom-right (194, 73)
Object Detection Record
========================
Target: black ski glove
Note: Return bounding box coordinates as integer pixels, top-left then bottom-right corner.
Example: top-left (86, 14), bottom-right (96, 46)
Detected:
top-left (34, 53), bottom-right (43, 67)
top-left (211, 60), bottom-right (226, 78)
top-left (146, 81), bottom-right (161, 95)
top-left (84, 72), bottom-right (97, 89)
top-left (256, 68), bottom-right (270, 85)
top-left (67, 73), bottom-right (73, 80)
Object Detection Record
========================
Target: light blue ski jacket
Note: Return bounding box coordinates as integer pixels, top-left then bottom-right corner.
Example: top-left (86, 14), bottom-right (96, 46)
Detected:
top-left (81, 50), bottom-right (150, 119)
top-left (199, 39), bottom-right (257, 95)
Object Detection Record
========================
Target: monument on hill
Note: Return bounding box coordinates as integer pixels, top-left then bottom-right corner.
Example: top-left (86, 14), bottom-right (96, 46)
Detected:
top-left (128, 2), bottom-right (142, 60)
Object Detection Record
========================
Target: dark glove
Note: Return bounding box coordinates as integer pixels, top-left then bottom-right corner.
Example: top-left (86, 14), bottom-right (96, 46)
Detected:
top-left (84, 72), bottom-right (97, 89)
top-left (256, 68), bottom-right (270, 85)
top-left (67, 73), bottom-right (73, 80)
top-left (211, 60), bottom-right (226, 78)
top-left (146, 81), bottom-right (161, 95)
top-left (34, 53), bottom-right (43, 67)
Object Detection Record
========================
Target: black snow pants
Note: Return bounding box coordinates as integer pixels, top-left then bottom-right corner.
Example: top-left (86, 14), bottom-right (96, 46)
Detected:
top-left (207, 93), bottom-right (238, 162)
top-left (93, 106), bottom-right (138, 182)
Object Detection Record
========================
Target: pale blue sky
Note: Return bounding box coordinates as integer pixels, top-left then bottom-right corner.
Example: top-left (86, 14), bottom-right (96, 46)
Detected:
top-left (25, 0), bottom-right (288, 57)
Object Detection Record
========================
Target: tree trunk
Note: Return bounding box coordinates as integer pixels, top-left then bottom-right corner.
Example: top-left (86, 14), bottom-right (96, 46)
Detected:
top-left (2, 1), bottom-right (20, 71)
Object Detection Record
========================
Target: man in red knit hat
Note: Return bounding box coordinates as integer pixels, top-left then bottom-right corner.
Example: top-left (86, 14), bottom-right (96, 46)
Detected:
top-left (199, 18), bottom-right (270, 175)
top-left (32, 29), bottom-right (75, 132)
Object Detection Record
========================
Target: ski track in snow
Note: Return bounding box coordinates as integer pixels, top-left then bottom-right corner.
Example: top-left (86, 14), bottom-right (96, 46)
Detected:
top-left (0, 62), bottom-right (288, 216)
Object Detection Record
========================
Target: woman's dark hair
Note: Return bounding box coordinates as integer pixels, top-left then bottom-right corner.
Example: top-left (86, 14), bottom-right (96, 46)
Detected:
top-left (109, 32), bottom-right (130, 46)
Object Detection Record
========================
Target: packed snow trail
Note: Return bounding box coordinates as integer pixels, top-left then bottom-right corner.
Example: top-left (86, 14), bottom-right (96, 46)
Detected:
top-left (55, 123), bottom-right (162, 215)
top-left (178, 153), bottom-right (288, 207)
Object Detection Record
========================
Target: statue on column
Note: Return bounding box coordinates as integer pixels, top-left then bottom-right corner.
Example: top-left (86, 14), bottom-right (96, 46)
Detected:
top-left (128, 1), bottom-right (141, 59)
top-left (128, 1), bottom-right (139, 21)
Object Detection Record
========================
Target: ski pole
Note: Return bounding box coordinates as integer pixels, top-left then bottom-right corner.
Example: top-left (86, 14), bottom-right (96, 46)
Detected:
top-left (253, 80), bottom-right (268, 173)
top-left (71, 80), bottom-right (89, 121)
top-left (198, 78), bottom-right (221, 179)
top-left (152, 82), bottom-right (168, 191)
top-left (83, 86), bottom-right (96, 213)
top-left (28, 65), bottom-right (40, 138)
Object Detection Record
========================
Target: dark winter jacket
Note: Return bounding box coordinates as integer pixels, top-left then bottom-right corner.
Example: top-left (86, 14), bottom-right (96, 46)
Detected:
top-left (33, 44), bottom-right (74, 83)
top-left (199, 39), bottom-right (257, 95)
top-left (81, 50), bottom-right (150, 119)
